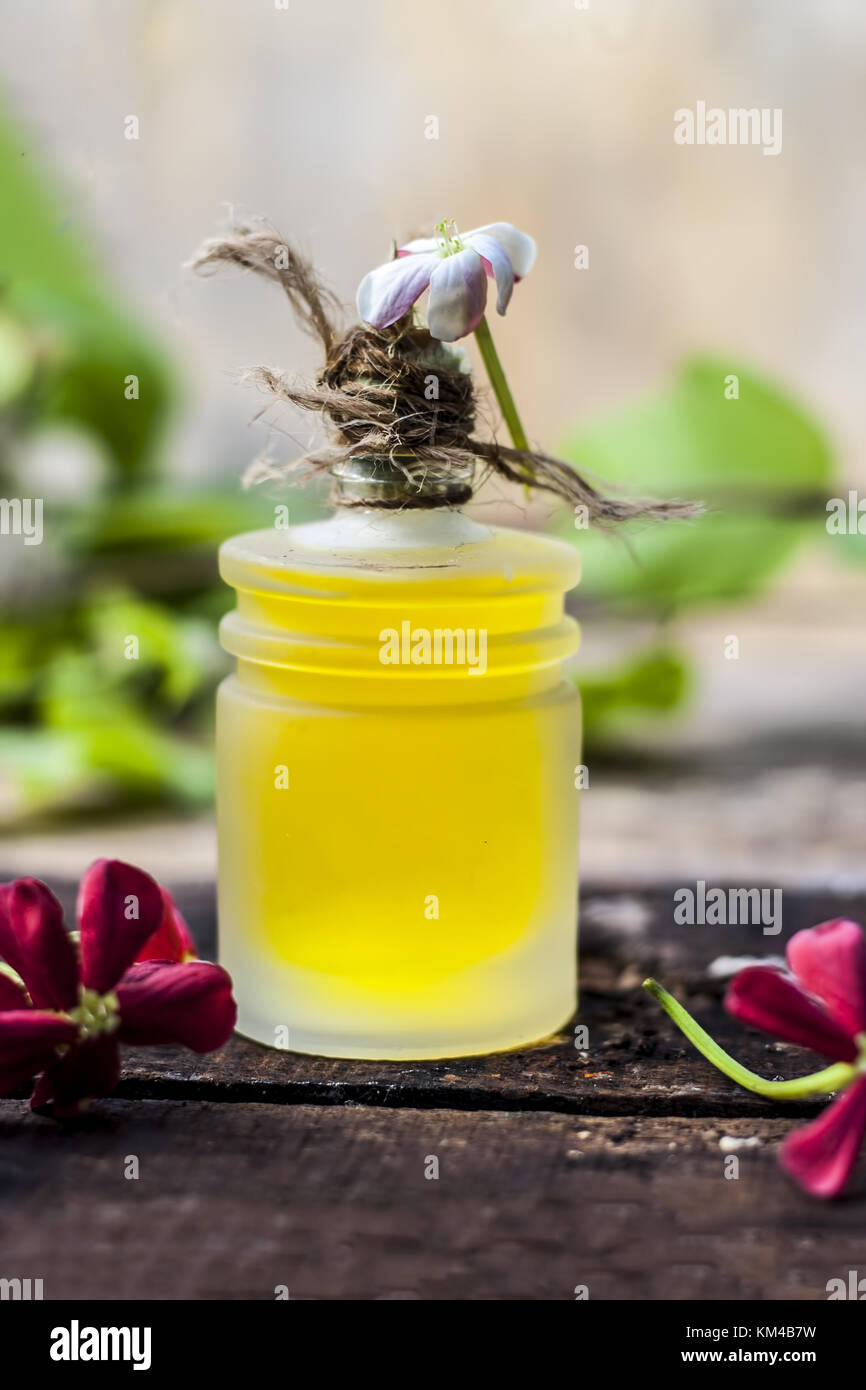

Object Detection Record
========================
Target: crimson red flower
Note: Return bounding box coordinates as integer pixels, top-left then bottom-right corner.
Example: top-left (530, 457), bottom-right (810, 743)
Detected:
top-left (0, 860), bottom-right (236, 1118)
top-left (135, 886), bottom-right (198, 964)
top-left (726, 919), bottom-right (866, 1199)
top-left (645, 918), bottom-right (866, 1201)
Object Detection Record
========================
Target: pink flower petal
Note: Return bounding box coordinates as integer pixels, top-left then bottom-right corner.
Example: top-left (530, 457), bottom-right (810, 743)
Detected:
top-left (426, 248), bottom-right (488, 342)
top-left (116, 960), bottom-right (236, 1052)
top-left (0, 1010), bottom-right (77, 1096)
top-left (135, 888), bottom-right (197, 965)
top-left (356, 253), bottom-right (435, 330)
top-left (0, 878), bottom-right (79, 1011)
top-left (78, 859), bottom-right (165, 995)
top-left (464, 231), bottom-right (515, 315)
top-left (781, 1076), bottom-right (866, 1198)
top-left (466, 222), bottom-right (537, 279)
top-left (30, 1034), bottom-right (121, 1118)
top-left (726, 966), bottom-right (857, 1062)
top-left (787, 919), bottom-right (866, 1040)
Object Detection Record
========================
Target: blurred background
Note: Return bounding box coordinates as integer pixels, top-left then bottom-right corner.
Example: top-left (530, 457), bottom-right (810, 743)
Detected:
top-left (1, 0), bottom-right (864, 890)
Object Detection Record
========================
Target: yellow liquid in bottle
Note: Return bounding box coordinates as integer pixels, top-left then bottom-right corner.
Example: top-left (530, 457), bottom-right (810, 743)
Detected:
top-left (217, 510), bottom-right (581, 1058)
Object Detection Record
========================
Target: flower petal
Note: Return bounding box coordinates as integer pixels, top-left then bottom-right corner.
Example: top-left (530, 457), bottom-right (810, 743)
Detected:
top-left (135, 888), bottom-right (198, 965)
top-left (426, 248), bottom-right (488, 342)
top-left (78, 860), bottom-right (164, 994)
top-left (0, 1010), bottom-right (77, 1096)
top-left (0, 878), bottom-right (79, 1011)
top-left (398, 236), bottom-right (442, 256)
top-left (725, 966), bottom-right (857, 1062)
top-left (30, 1035), bottom-right (120, 1119)
top-left (787, 919), bottom-right (866, 1040)
top-left (116, 960), bottom-right (237, 1052)
top-left (466, 222), bottom-right (537, 279)
top-left (464, 231), bottom-right (515, 315)
top-left (356, 253), bottom-right (435, 329)
top-left (781, 1076), bottom-right (866, 1198)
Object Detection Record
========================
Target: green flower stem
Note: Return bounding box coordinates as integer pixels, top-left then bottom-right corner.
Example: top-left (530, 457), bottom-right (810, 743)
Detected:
top-left (643, 978), bottom-right (855, 1099)
top-left (0, 961), bottom-right (25, 991)
top-left (473, 315), bottom-right (530, 453)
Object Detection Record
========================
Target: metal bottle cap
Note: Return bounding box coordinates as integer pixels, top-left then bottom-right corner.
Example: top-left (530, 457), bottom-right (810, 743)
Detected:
top-left (331, 455), bottom-right (473, 506)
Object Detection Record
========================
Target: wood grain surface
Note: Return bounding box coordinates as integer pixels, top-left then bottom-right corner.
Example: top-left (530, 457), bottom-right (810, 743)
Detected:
top-left (1, 884), bottom-right (864, 1300)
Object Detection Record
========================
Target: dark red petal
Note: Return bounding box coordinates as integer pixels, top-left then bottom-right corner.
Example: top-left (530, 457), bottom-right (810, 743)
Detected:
top-left (116, 960), bottom-right (236, 1052)
top-left (781, 1076), bottom-right (866, 1199)
top-left (725, 966), bottom-right (857, 1062)
top-left (0, 879), bottom-right (79, 1011)
top-left (0, 972), bottom-right (30, 1010)
top-left (787, 919), bottom-right (866, 1040)
top-left (0, 1010), bottom-right (77, 1096)
top-left (135, 888), bottom-right (197, 964)
top-left (30, 1035), bottom-right (120, 1119)
top-left (78, 860), bottom-right (164, 994)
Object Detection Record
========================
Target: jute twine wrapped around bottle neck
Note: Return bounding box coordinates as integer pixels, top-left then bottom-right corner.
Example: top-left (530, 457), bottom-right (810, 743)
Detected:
top-left (190, 218), bottom-right (701, 525)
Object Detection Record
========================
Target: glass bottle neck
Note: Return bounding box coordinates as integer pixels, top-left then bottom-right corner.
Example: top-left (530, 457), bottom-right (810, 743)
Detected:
top-left (331, 455), bottom-right (473, 508)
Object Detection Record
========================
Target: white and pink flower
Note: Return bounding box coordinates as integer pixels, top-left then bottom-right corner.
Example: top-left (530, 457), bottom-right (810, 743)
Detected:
top-left (356, 219), bottom-right (537, 342)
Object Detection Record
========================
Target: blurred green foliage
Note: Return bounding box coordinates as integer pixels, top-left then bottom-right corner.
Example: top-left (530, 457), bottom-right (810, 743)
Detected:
top-left (0, 105), bottom-right (844, 822)
top-left (578, 648), bottom-right (691, 742)
top-left (559, 358), bottom-right (835, 743)
top-left (0, 105), bottom-right (274, 824)
top-left (0, 108), bottom-right (173, 479)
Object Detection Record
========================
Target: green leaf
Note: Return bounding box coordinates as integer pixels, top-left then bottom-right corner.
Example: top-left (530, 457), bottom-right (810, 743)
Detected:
top-left (560, 357), bottom-right (835, 613)
top-left (39, 651), bottom-right (213, 804)
top-left (577, 645), bottom-right (690, 743)
top-left (83, 591), bottom-right (223, 708)
top-left (68, 487), bottom-right (281, 557)
top-left (0, 311), bottom-right (37, 409)
top-left (0, 728), bottom-right (97, 821)
top-left (0, 102), bottom-right (174, 479)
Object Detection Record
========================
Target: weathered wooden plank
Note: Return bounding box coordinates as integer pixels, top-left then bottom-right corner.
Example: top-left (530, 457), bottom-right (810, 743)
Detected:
top-left (116, 992), bottom-right (831, 1119)
top-left (114, 884), bottom-right (866, 1118)
top-left (0, 1100), bottom-right (859, 1300)
top-left (4, 883), bottom-right (862, 1115)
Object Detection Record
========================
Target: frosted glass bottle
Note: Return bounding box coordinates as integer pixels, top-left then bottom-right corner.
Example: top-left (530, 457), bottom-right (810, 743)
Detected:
top-left (216, 483), bottom-right (581, 1059)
